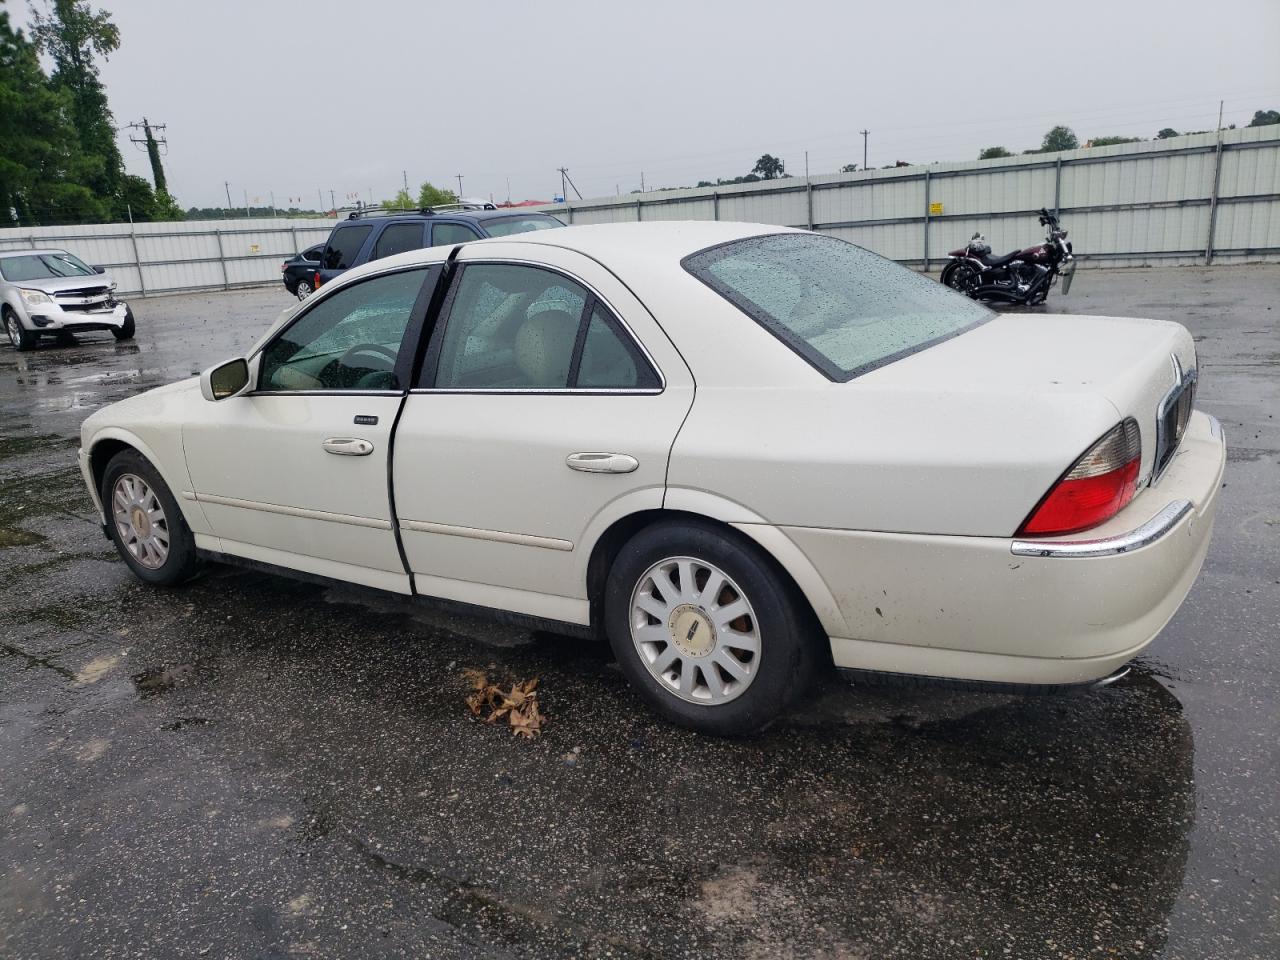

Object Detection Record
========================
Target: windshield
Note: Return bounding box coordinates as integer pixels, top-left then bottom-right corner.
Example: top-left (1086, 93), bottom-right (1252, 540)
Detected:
top-left (482, 215), bottom-right (564, 238)
top-left (0, 252), bottom-right (97, 282)
top-left (682, 233), bottom-right (993, 381)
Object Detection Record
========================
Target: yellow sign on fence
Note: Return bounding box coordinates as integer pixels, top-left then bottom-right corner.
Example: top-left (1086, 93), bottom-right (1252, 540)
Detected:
top-left (929, 202), bottom-right (944, 215)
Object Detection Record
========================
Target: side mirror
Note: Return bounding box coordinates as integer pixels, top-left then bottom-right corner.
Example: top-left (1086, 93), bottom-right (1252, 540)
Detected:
top-left (200, 357), bottom-right (251, 401)
top-left (94, 265), bottom-right (106, 274)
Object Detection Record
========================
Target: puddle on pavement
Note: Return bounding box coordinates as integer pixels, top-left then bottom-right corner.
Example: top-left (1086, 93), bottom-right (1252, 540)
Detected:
top-left (0, 525), bottom-right (45, 548)
top-left (131, 663), bottom-right (194, 696)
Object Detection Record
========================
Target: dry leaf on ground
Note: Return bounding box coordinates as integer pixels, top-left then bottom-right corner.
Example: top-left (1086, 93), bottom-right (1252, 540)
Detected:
top-left (462, 670), bottom-right (545, 738)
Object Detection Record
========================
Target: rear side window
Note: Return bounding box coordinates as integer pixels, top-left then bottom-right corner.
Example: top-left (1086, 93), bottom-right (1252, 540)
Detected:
top-left (683, 233), bottom-right (992, 381)
top-left (576, 304), bottom-right (659, 389)
top-left (322, 225), bottom-right (372, 270)
top-left (431, 222), bottom-right (481, 246)
top-left (373, 222), bottom-right (425, 260)
top-left (302, 244), bottom-right (325, 261)
top-left (426, 264), bottom-right (658, 391)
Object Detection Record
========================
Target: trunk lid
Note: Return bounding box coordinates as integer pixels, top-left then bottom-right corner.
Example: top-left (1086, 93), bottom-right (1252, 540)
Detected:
top-left (864, 312), bottom-right (1196, 491)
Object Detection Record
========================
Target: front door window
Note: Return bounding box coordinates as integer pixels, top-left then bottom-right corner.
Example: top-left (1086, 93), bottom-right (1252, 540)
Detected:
top-left (259, 268), bottom-right (428, 392)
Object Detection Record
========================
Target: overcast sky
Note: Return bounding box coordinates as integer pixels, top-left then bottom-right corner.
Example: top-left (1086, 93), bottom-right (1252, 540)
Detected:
top-left (12, 0), bottom-right (1280, 209)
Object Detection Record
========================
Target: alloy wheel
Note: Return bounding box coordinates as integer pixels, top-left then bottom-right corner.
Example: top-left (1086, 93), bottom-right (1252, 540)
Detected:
top-left (111, 473), bottom-right (170, 569)
top-left (5, 315), bottom-right (18, 347)
top-left (296, 281), bottom-right (312, 301)
top-left (629, 556), bottom-right (760, 705)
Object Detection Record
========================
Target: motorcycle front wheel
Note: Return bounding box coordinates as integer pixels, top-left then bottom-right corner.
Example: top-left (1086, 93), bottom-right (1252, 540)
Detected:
top-left (941, 261), bottom-right (980, 298)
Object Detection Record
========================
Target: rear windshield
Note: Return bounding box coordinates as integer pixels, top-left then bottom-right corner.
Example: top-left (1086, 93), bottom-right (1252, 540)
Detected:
top-left (482, 215), bottom-right (564, 238)
top-left (0, 252), bottom-right (96, 281)
top-left (682, 233), bottom-right (992, 381)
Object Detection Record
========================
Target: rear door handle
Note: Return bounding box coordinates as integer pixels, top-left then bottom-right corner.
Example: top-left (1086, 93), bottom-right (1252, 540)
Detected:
top-left (566, 452), bottom-right (638, 474)
top-left (322, 437), bottom-right (374, 456)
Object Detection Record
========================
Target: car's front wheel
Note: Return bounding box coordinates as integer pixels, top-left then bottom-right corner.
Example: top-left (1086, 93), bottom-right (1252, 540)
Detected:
top-left (4, 307), bottom-right (35, 351)
top-left (101, 449), bottom-right (200, 586)
top-left (605, 520), bottom-right (821, 736)
top-left (295, 279), bottom-right (313, 301)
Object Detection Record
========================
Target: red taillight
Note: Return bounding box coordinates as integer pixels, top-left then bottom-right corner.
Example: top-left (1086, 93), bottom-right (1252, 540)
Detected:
top-left (1018, 419), bottom-right (1142, 536)
top-left (280, 263), bottom-right (287, 273)
top-left (314, 271), bottom-right (322, 289)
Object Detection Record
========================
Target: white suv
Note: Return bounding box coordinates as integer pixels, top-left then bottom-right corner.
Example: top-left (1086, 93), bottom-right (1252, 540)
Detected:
top-left (1, 249), bottom-right (135, 351)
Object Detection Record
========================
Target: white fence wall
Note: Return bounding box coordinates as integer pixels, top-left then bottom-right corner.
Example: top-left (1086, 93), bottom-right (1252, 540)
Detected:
top-left (1, 127), bottom-right (1276, 298)
top-left (0, 217), bottom-right (333, 297)
top-left (538, 126), bottom-right (1280, 269)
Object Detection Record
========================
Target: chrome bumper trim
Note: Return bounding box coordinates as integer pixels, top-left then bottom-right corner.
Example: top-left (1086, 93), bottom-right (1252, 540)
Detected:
top-left (1010, 499), bottom-right (1193, 559)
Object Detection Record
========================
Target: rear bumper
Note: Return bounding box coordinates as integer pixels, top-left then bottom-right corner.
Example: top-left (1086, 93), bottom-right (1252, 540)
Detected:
top-left (772, 410), bottom-right (1225, 686)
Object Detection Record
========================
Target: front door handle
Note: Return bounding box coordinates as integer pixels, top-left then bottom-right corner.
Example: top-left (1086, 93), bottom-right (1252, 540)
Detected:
top-left (566, 452), bottom-right (638, 474)
top-left (322, 437), bottom-right (374, 457)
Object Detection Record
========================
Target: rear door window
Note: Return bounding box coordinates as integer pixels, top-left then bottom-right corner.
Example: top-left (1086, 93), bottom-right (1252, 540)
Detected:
top-left (431, 222), bottom-right (482, 247)
top-left (322, 225), bottom-right (373, 270)
top-left (373, 223), bottom-right (425, 260)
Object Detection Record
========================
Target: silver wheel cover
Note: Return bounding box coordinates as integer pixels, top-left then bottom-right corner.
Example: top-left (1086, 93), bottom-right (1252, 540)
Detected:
top-left (111, 473), bottom-right (170, 569)
top-left (629, 556), bottom-right (761, 705)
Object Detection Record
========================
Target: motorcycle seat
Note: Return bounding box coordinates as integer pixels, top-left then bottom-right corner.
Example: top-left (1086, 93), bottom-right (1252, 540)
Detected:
top-left (977, 249), bottom-right (1023, 268)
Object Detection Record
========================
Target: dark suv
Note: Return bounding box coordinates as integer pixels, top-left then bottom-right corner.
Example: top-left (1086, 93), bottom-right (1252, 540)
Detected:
top-left (316, 205), bottom-right (564, 289)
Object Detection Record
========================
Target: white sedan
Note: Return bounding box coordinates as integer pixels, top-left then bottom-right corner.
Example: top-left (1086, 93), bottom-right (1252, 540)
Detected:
top-left (78, 222), bottom-right (1224, 734)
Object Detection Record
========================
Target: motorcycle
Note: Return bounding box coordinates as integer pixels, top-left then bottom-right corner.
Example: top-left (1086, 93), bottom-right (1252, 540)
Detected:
top-left (940, 208), bottom-right (1075, 306)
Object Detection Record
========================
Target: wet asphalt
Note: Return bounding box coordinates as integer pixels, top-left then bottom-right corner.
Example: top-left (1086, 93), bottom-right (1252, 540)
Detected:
top-left (0, 267), bottom-right (1276, 960)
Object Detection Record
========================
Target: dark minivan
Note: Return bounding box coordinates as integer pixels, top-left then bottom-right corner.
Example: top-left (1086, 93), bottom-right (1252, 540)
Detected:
top-left (316, 205), bottom-right (564, 289)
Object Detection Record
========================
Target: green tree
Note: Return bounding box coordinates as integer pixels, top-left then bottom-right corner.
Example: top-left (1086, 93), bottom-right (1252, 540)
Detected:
top-left (418, 181), bottom-right (457, 207)
top-left (1039, 125), bottom-right (1079, 153)
top-left (751, 154), bottom-right (785, 180)
top-left (30, 0), bottom-right (127, 217)
top-left (1088, 135), bottom-right (1143, 147)
top-left (840, 163), bottom-right (859, 172)
top-left (1248, 109), bottom-right (1280, 127)
top-left (382, 188), bottom-right (415, 210)
top-left (978, 146), bottom-right (1012, 159)
top-left (0, 2), bottom-right (104, 224)
top-left (1156, 127), bottom-right (1180, 139)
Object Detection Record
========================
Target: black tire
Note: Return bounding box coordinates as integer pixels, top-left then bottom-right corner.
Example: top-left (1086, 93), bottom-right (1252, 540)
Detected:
top-left (112, 307), bottom-right (136, 341)
top-left (941, 261), bottom-right (980, 297)
top-left (604, 519), bottom-right (821, 736)
top-left (295, 279), bottom-right (313, 301)
top-left (4, 306), bottom-right (36, 351)
top-left (101, 449), bottom-right (200, 587)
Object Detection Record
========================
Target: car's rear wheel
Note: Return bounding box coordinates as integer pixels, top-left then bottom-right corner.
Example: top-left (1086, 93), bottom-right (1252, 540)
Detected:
top-left (295, 279), bottom-right (313, 300)
top-left (4, 307), bottom-right (35, 351)
top-left (102, 449), bottom-right (200, 586)
top-left (604, 520), bottom-right (821, 735)
top-left (112, 307), bottom-right (136, 341)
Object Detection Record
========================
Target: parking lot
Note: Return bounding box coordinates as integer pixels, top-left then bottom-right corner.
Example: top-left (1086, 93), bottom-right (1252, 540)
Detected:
top-left (1, 265), bottom-right (1277, 959)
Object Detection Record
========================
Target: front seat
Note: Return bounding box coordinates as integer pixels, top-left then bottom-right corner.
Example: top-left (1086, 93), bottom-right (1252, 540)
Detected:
top-left (514, 310), bottom-right (579, 387)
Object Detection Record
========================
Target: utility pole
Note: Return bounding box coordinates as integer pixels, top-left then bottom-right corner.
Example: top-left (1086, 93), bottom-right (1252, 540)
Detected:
top-left (558, 167), bottom-right (583, 200)
top-left (318, 189), bottom-right (324, 213)
top-left (403, 170), bottom-right (409, 195)
top-left (805, 150), bottom-right (809, 178)
top-left (243, 189), bottom-right (250, 219)
top-left (455, 173), bottom-right (464, 198)
top-left (330, 189), bottom-right (335, 212)
top-left (640, 171), bottom-right (645, 192)
top-left (560, 167), bottom-right (567, 202)
top-left (861, 130), bottom-right (870, 171)
top-left (506, 177), bottom-right (511, 204)
top-left (127, 118), bottom-right (169, 196)
top-left (225, 181), bottom-right (233, 214)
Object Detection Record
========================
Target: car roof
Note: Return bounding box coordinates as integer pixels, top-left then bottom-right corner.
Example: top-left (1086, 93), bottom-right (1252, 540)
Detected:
top-left (337, 209), bottom-right (563, 226)
top-left (1, 248), bottom-right (72, 258)
top-left (474, 220), bottom-right (793, 264)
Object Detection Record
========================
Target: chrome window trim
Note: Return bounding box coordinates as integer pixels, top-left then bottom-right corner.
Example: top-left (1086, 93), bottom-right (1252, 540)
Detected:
top-left (418, 256), bottom-right (667, 393)
top-left (1010, 499), bottom-right (1193, 559)
top-left (1151, 353), bottom-right (1197, 486)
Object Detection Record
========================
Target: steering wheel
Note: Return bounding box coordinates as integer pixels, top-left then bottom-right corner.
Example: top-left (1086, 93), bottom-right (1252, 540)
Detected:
top-left (337, 342), bottom-right (398, 371)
